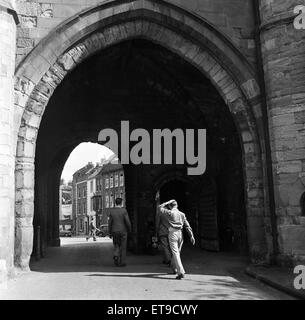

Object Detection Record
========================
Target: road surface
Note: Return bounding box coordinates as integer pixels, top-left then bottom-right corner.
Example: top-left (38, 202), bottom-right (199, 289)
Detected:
top-left (0, 237), bottom-right (295, 300)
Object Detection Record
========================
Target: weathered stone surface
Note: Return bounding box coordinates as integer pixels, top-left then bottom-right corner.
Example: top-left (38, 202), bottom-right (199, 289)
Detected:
top-left (279, 225), bottom-right (305, 256)
top-left (0, 0), bottom-right (300, 281)
top-left (0, 7), bottom-right (16, 283)
top-left (260, 0), bottom-right (305, 265)
top-left (14, 221), bottom-right (33, 271)
top-left (242, 79), bottom-right (260, 99)
top-left (57, 52), bottom-right (75, 71)
top-left (276, 161), bottom-right (302, 174)
top-left (38, 3), bottom-right (53, 18)
top-left (15, 165), bottom-right (35, 189)
top-left (19, 15), bottom-right (37, 28)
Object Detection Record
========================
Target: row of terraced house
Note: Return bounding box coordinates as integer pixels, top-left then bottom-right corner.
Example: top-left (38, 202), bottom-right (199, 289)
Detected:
top-left (72, 159), bottom-right (125, 236)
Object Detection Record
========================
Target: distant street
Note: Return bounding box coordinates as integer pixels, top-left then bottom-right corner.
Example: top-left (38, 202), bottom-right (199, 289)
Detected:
top-left (0, 237), bottom-right (295, 300)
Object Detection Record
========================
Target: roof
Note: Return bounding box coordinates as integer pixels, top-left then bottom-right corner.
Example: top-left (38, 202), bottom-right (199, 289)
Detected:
top-left (101, 162), bottom-right (123, 174)
top-left (87, 165), bottom-right (103, 180)
top-left (73, 163), bottom-right (95, 180)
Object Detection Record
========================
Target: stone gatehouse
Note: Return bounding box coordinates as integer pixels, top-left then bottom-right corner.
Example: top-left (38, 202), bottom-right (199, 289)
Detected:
top-left (0, 0), bottom-right (305, 281)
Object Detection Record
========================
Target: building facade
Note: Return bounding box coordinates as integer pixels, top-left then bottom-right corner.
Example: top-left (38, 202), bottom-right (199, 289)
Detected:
top-left (86, 164), bottom-right (103, 227)
top-left (71, 160), bottom-right (125, 229)
top-left (100, 162), bottom-right (125, 224)
top-left (0, 0), bottom-right (305, 281)
top-left (72, 162), bottom-right (94, 236)
top-left (59, 181), bottom-right (72, 232)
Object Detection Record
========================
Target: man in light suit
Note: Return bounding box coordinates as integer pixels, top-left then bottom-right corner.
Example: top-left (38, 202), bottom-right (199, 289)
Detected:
top-left (155, 199), bottom-right (172, 265)
top-left (159, 198), bottom-right (195, 279)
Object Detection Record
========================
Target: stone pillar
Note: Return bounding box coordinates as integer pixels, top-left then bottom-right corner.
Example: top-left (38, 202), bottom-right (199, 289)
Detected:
top-left (0, 1), bottom-right (18, 281)
top-left (51, 169), bottom-right (60, 247)
top-left (125, 165), bottom-right (138, 252)
top-left (259, 0), bottom-right (305, 265)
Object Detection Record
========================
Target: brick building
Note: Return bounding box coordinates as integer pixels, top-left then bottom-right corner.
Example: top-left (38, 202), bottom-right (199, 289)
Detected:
top-left (72, 162), bottom-right (94, 236)
top-left (0, 0), bottom-right (305, 282)
top-left (99, 162), bottom-right (125, 225)
top-left (74, 159), bottom-right (126, 228)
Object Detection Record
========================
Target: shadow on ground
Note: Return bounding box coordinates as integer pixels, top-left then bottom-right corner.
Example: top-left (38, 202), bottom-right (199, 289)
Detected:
top-left (30, 237), bottom-right (249, 277)
top-left (1, 237), bottom-right (294, 300)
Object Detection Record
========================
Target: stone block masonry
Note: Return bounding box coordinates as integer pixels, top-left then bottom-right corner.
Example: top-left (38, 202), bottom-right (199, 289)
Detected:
top-left (0, 0), bottom-right (302, 283)
top-left (14, 0), bottom-right (256, 66)
top-left (0, 2), bottom-right (17, 281)
top-left (259, 0), bottom-right (305, 265)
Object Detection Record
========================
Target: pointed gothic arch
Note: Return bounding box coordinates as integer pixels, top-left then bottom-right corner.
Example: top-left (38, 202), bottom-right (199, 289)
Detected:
top-left (13, 0), bottom-right (270, 270)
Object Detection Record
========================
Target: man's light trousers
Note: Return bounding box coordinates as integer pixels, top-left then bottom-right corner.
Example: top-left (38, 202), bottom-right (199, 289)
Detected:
top-left (168, 228), bottom-right (185, 275)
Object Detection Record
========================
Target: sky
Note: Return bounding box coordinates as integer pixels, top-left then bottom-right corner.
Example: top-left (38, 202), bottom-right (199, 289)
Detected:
top-left (61, 142), bottom-right (114, 183)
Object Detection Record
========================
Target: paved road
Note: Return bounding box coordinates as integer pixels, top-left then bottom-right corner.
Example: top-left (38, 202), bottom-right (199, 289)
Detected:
top-left (0, 237), bottom-right (295, 300)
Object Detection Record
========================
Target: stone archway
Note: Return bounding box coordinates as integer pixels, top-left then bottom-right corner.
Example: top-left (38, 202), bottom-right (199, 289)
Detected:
top-left (13, 0), bottom-right (269, 270)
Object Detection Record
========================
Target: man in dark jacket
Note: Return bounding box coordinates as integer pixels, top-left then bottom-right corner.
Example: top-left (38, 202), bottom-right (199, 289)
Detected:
top-left (108, 197), bottom-right (131, 267)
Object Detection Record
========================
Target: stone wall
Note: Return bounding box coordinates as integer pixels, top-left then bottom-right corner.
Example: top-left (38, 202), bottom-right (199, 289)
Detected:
top-left (259, 0), bottom-right (305, 265)
top-left (0, 2), bottom-right (17, 281)
top-left (2, 0), bottom-right (305, 284)
top-left (14, 0), bottom-right (256, 66)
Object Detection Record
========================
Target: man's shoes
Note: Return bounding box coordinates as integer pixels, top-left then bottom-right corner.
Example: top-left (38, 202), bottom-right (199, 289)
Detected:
top-left (175, 274), bottom-right (185, 280)
top-left (113, 256), bottom-right (119, 266)
top-left (118, 263), bottom-right (126, 267)
top-left (169, 269), bottom-right (177, 275)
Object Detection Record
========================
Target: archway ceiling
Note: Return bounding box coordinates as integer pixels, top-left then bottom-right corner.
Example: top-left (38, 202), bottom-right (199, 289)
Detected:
top-left (36, 40), bottom-right (240, 171)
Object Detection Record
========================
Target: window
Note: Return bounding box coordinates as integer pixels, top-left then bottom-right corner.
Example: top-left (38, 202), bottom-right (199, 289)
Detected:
top-left (83, 187), bottom-right (86, 198)
top-left (120, 173), bottom-right (124, 186)
top-left (90, 198), bottom-right (93, 211)
top-left (119, 191), bottom-right (124, 206)
top-left (110, 193), bottom-right (114, 207)
top-left (90, 181), bottom-right (93, 193)
top-left (105, 177), bottom-right (109, 189)
top-left (79, 218), bottom-right (83, 232)
top-left (96, 198), bottom-right (99, 209)
top-left (110, 175), bottom-right (113, 188)
top-left (115, 174), bottom-right (119, 187)
top-left (105, 195), bottom-right (109, 208)
top-left (78, 204), bottom-right (81, 215)
top-left (78, 187), bottom-right (81, 198)
top-left (84, 202), bottom-right (86, 214)
top-left (301, 192), bottom-right (305, 216)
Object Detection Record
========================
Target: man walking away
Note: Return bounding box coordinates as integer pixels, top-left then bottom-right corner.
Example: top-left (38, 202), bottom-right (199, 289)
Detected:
top-left (108, 197), bottom-right (131, 267)
top-left (159, 199), bottom-right (195, 280)
top-left (86, 217), bottom-right (100, 241)
top-left (155, 199), bottom-right (172, 265)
